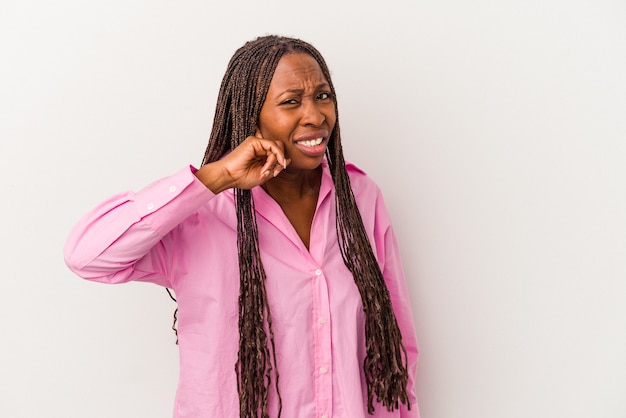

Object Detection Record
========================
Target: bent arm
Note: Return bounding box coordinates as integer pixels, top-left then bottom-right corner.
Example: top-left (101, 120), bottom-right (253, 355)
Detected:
top-left (64, 166), bottom-right (215, 286)
top-left (64, 135), bottom-right (290, 286)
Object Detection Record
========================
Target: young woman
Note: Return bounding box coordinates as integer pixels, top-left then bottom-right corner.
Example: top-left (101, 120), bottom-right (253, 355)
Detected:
top-left (65, 35), bottom-right (419, 418)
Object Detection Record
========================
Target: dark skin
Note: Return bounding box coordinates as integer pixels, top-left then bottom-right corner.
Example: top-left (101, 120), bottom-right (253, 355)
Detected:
top-left (195, 53), bottom-right (336, 249)
top-left (260, 166), bottom-right (322, 248)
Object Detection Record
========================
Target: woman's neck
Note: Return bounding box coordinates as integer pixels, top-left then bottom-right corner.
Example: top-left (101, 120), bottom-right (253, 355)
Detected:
top-left (261, 165), bottom-right (322, 203)
top-left (261, 166), bottom-right (322, 250)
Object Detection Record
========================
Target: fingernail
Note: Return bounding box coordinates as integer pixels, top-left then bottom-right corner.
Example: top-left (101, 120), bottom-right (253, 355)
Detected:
top-left (262, 170), bottom-right (270, 178)
top-left (273, 168), bottom-right (280, 177)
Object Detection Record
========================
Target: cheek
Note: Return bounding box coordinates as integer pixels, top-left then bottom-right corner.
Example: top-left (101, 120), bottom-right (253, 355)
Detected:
top-left (261, 113), bottom-right (295, 139)
top-left (326, 109), bottom-right (337, 131)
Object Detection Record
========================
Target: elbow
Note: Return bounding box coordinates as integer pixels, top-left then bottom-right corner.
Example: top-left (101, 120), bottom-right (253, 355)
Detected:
top-left (63, 239), bottom-right (89, 279)
top-left (63, 234), bottom-right (103, 281)
top-left (63, 239), bottom-right (137, 285)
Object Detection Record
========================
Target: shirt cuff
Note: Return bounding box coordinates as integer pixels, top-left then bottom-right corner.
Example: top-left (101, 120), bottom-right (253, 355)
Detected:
top-left (133, 165), bottom-right (216, 236)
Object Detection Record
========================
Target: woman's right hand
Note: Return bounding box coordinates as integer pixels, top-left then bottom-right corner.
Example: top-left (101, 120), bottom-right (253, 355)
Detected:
top-left (194, 135), bottom-right (290, 194)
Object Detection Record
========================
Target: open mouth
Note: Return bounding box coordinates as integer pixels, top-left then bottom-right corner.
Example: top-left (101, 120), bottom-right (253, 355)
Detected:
top-left (294, 135), bottom-right (327, 158)
top-left (296, 137), bottom-right (324, 147)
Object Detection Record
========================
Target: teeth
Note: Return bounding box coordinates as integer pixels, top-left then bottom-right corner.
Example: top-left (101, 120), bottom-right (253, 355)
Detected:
top-left (297, 137), bottom-right (323, 147)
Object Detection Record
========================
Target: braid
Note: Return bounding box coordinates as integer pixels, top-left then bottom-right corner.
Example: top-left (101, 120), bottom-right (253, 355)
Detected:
top-left (202, 37), bottom-right (285, 418)
top-left (195, 35), bottom-right (410, 417)
top-left (291, 38), bottom-right (411, 413)
top-left (326, 127), bottom-right (410, 412)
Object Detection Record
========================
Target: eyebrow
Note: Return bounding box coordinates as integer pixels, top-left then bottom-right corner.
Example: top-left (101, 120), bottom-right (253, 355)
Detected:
top-left (276, 83), bottom-right (330, 97)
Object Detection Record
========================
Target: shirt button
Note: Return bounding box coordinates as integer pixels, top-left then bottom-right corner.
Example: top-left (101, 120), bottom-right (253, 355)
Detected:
top-left (318, 317), bottom-right (326, 324)
top-left (315, 269), bottom-right (322, 276)
top-left (321, 415), bottom-right (328, 418)
top-left (319, 366), bottom-right (328, 374)
top-left (147, 203), bottom-right (154, 210)
top-left (168, 185), bottom-right (177, 193)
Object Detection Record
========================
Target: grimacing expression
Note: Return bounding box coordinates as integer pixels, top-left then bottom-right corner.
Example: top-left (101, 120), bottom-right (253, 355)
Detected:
top-left (257, 53), bottom-right (336, 172)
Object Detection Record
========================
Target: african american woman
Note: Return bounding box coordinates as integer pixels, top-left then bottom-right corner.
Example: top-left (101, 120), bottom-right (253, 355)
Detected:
top-left (64, 35), bottom-right (420, 418)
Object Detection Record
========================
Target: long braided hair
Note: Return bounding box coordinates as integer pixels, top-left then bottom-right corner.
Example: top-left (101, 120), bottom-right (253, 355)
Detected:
top-left (200, 35), bottom-right (410, 417)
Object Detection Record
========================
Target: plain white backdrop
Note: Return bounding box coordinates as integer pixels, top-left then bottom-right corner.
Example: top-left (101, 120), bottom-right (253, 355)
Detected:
top-left (1, 0), bottom-right (625, 417)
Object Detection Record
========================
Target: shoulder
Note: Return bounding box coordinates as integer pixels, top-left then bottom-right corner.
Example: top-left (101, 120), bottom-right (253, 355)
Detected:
top-left (342, 161), bottom-right (394, 245)
top-left (345, 161), bottom-right (367, 176)
top-left (344, 161), bottom-right (382, 198)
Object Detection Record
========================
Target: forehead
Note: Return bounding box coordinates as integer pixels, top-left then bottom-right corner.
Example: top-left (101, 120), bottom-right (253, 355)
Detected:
top-left (268, 53), bottom-right (328, 90)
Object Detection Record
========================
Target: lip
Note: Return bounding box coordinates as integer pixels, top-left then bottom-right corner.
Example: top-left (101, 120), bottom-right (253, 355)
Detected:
top-left (293, 130), bottom-right (329, 157)
top-left (294, 130), bottom-right (329, 143)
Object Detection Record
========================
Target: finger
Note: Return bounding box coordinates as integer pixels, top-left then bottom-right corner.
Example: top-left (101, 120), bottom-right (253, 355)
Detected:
top-left (269, 141), bottom-right (288, 169)
top-left (260, 152), bottom-right (278, 177)
top-left (258, 140), bottom-right (288, 170)
top-left (272, 162), bottom-right (284, 178)
top-left (255, 127), bottom-right (263, 139)
top-left (272, 155), bottom-right (291, 176)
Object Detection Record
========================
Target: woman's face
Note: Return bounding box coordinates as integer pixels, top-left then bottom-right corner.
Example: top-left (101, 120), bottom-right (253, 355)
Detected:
top-left (257, 53), bottom-right (336, 172)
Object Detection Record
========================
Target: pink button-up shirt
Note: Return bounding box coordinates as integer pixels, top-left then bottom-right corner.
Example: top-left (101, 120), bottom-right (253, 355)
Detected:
top-left (64, 161), bottom-right (419, 418)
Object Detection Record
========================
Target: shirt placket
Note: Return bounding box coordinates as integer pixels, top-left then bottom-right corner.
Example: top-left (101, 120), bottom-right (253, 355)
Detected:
top-left (311, 266), bottom-right (333, 418)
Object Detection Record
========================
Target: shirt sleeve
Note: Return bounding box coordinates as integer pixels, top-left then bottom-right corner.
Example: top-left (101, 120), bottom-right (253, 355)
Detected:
top-left (64, 166), bottom-right (216, 287)
top-left (373, 190), bottom-right (421, 418)
top-left (383, 225), bottom-right (421, 418)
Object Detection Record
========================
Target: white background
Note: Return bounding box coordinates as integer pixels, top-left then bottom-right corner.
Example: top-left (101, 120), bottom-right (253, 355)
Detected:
top-left (1, 0), bottom-right (625, 417)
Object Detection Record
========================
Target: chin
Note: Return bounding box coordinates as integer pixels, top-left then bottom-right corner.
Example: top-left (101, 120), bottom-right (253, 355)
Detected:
top-left (288, 157), bottom-right (324, 172)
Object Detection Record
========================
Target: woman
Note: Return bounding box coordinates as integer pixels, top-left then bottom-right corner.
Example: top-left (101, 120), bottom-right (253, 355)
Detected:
top-left (64, 35), bottom-right (419, 418)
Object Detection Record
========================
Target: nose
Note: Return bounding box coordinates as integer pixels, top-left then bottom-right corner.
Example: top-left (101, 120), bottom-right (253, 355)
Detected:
top-left (300, 98), bottom-right (325, 127)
